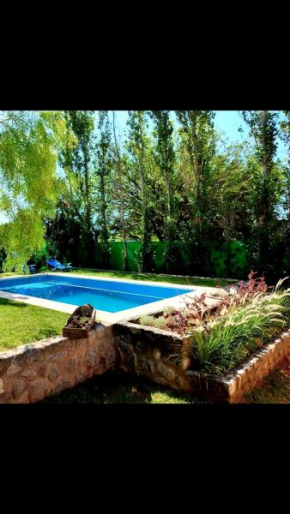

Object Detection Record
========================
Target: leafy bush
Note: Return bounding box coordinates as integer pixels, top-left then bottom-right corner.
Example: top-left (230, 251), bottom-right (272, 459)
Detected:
top-left (28, 247), bottom-right (50, 269)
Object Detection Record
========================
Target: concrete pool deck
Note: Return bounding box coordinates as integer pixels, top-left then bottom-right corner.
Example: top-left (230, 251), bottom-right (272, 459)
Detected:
top-left (0, 272), bottom-right (222, 324)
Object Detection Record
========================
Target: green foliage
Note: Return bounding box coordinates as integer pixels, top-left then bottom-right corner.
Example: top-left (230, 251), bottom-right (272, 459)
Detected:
top-left (209, 241), bottom-right (248, 279)
top-left (95, 111), bottom-right (112, 267)
top-left (139, 315), bottom-right (168, 330)
top-left (192, 285), bottom-right (290, 375)
top-left (1, 110), bottom-right (290, 281)
top-left (0, 111), bottom-right (72, 269)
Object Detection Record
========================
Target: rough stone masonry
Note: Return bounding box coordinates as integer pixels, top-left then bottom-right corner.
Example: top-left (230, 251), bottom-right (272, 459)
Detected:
top-left (0, 323), bottom-right (116, 404)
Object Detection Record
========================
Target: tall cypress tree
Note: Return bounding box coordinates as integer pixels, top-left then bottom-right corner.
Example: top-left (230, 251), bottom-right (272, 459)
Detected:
top-left (63, 110), bottom-right (96, 265)
top-left (241, 110), bottom-right (278, 274)
top-left (96, 111), bottom-right (112, 268)
top-left (127, 111), bottom-right (152, 271)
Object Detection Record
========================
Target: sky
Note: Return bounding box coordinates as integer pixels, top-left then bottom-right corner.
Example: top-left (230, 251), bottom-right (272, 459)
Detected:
top-left (0, 111), bottom-right (288, 226)
top-left (111, 110), bottom-right (287, 161)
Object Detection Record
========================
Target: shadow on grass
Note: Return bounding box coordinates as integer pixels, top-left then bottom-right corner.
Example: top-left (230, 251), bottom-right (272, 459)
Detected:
top-left (0, 298), bottom-right (28, 308)
top-left (242, 359), bottom-right (290, 404)
top-left (43, 370), bottom-right (205, 404)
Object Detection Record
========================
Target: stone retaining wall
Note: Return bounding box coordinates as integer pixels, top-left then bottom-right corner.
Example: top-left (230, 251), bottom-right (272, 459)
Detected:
top-left (114, 321), bottom-right (290, 403)
top-left (2, 318), bottom-right (290, 403)
top-left (114, 322), bottom-right (196, 393)
top-left (0, 323), bottom-right (115, 404)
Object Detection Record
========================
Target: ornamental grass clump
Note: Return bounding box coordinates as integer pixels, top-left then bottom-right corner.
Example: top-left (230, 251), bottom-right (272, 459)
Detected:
top-left (191, 278), bottom-right (290, 375)
top-left (139, 272), bottom-right (272, 335)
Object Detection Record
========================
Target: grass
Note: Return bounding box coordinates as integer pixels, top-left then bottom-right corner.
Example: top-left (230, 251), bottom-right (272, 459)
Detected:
top-left (0, 298), bottom-right (68, 352)
top-left (242, 356), bottom-right (290, 404)
top-left (45, 357), bottom-right (290, 404)
top-left (69, 268), bottom-right (233, 288)
top-left (43, 370), bottom-right (205, 404)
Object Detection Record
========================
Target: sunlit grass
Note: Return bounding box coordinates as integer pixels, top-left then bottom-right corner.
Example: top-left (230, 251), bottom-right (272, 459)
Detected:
top-left (71, 268), bottom-right (232, 288)
top-left (0, 298), bottom-right (68, 351)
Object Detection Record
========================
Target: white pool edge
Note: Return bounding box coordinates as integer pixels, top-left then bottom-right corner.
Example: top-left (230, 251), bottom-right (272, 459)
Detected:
top-left (0, 272), bottom-right (218, 323)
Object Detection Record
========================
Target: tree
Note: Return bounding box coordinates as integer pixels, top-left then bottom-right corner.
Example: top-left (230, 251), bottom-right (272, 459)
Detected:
top-left (112, 111), bottom-right (129, 270)
top-left (150, 111), bottom-right (176, 241)
top-left (95, 111), bottom-right (112, 268)
top-left (127, 111), bottom-right (153, 271)
top-left (175, 111), bottom-right (216, 238)
top-left (0, 110), bottom-right (73, 269)
top-left (241, 110), bottom-right (279, 273)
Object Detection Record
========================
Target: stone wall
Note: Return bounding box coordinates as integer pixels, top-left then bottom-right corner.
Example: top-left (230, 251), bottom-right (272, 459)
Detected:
top-left (114, 322), bottom-right (195, 393)
top-left (114, 322), bottom-right (290, 403)
top-left (0, 323), bottom-right (116, 404)
top-left (2, 317), bottom-right (290, 404)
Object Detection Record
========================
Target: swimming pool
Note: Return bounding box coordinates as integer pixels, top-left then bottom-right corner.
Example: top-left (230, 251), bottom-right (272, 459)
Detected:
top-left (0, 274), bottom-right (194, 313)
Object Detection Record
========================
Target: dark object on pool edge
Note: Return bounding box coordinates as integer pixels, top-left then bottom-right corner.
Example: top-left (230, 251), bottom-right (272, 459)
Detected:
top-left (63, 304), bottom-right (97, 338)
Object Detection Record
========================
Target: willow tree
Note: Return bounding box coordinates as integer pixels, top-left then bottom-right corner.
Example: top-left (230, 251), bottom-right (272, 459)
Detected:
top-left (241, 111), bottom-right (278, 272)
top-left (0, 110), bottom-right (72, 270)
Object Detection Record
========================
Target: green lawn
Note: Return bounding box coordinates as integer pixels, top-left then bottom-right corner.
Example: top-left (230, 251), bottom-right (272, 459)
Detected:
top-left (70, 268), bottom-right (233, 288)
top-left (242, 356), bottom-right (290, 404)
top-left (45, 357), bottom-right (290, 404)
top-left (0, 298), bottom-right (68, 352)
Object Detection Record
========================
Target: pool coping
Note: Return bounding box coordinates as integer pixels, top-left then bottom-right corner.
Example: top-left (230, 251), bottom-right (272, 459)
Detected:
top-left (0, 272), bottom-right (220, 324)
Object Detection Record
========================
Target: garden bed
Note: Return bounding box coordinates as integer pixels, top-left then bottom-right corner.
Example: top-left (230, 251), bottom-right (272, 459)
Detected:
top-left (114, 320), bottom-right (290, 402)
top-left (114, 274), bottom-right (290, 402)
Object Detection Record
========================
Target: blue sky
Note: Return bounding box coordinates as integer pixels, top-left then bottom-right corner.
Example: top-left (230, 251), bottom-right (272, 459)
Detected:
top-left (111, 110), bottom-right (288, 161)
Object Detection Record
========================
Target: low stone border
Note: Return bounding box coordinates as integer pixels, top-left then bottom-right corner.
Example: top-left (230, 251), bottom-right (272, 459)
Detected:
top-left (0, 323), bottom-right (116, 404)
top-left (114, 321), bottom-right (290, 403)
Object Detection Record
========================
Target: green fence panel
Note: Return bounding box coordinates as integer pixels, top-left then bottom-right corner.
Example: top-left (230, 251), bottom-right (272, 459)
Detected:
top-left (91, 240), bottom-right (249, 278)
top-left (126, 241), bottom-right (142, 271)
top-left (151, 241), bottom-right (168, 271)
top-left (109, 242), bottom-right (125, 270)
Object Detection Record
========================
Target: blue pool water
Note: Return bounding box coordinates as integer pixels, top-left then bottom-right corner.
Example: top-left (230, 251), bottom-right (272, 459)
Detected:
top-left (0, 274), bottom-right (194, 313)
